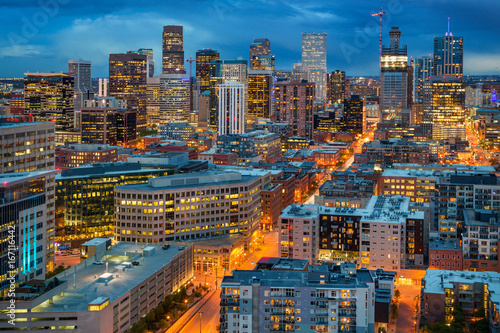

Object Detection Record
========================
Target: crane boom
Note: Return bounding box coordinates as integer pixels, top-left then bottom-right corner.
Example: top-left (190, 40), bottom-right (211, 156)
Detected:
top-left (370, 7), bottom-right (385, 87)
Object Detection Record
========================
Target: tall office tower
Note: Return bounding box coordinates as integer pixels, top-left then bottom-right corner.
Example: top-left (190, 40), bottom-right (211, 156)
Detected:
top-left (0, 116), bottom-right (55, 173)
top-left (423, 76), bottom-right (465, 139)
top-left (412, 56), bottom-right (433, 102)
top-left (250, 38), bottom-right (271, 59)
top-left (275, 80), bottom-right (315, 139)
top-left (302, 32), bottom-right (327, 100)
top-left (9, 94), bottom-right (24, 115)
top-left (108, 53), bottom-right (148, 132)
top-left (98, 78), bottom-right (108, 97)
top-left (158, 73), bottom-right (191, 124)
top-left (251, 55), bottom-right (275, 71)
top-left (81, 97), bottom-right (136, 145)
top-left (218, 81), bottom-right (246, 135)
top-left (196, 49), bottom-right (220, 93)
top-left (209, 59), bottom-right (248, 131)
top-left (380, 27), bottom-right (412, 124)
top-left (291, 62), bottom-right (309, 82)
top-left (128, 48), bottom-right (155, 77)
top-left (327, 70), bottom-right (346, 104)
top-left (68, 60), bottom-right (94, 112)
top-left (24, 73), bottom-right (74, 131)
top-left (342, 95), bottom-right (366, 135)
top-left (248, 70), bottom-right (274, 119)
top-left (0, 170), bottom-right (56, 293)
top-left (433, 20), bottom-right (463, 78)
top-left (146, 76), bottom-right (161, 125)
top-left (162, 25), bottom-right (185, 74)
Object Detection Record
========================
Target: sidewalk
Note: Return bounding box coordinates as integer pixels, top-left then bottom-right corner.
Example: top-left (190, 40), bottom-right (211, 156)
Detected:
top-left (162, 289), bottom-right (216, 333)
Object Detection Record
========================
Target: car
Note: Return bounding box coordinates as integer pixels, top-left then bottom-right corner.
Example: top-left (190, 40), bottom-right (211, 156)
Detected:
top-left (162, 244), bottom-right (170, 250)
top-left (93, 260), bottom-right (104, 265)
top-left (132, 261), bottom-right (139, 266)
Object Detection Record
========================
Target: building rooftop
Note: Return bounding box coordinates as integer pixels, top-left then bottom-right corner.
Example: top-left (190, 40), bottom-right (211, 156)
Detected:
top-left (57, 143), bottom-right (119, 151)
top-left (429, 238), bottom-right (461, 251)
top-left (464, 209), bottom-right (500, 227)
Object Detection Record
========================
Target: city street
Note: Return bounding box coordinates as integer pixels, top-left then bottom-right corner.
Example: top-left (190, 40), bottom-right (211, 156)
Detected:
top-left (54, 254), bottom-right (81, 268)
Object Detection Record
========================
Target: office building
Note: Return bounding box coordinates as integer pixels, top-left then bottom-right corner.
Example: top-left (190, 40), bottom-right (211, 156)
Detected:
top-left (114, 171), bottom-right (263, 246)
top-left (9, 94), bottom-right (24, 115)
top-left (275, 80), bottom-right (315, 139)
top-left (109, 53), bottom-right (148, 131)
top-left (68, 60), bottom-right (94, 111)
top-left (154, 73), bottom-right (191, 124)
top-left (249, 38), bottom-right (271, 63)
top-left (209, 59), bottom-right (248, 132)
top-left (327, 70), bottom-right (346, 104)
top-left (341, 95), bottom-right (366, 135)
top-left (251, 55), bottom-right (275, 71)
top-left (216, 134), bottom-right (256, 161)
top-left (196, 49), bottom-right (220, 93)
top-left (220, 258), bottom-right (396, 333)
top-left (0, 116), bottom-right (55, 173)
top-left (162, 25), bottom-right (185, 74)
top-left (56, 143), bottom-right (118, 169)
top-left (81, 96), bottom-right (136, 145)
top-left (0, 170), bottom-right (56, 295)
top-left (55, 163), bottom-right (171, 246)
top-left (0, 241), bottom-right (193, 333)
top-left (280, 195), bottom-right (427, 270)
top-left (248, 70), bottom-right (274, 119)
top-left (218, 81), bottom-right (246, 135)
top-left (146, 76), bottom-right (160, 125)
top-left (412, 56), bottom-right (433, 102)
top-left (253, 131), bottom-right (281, 159)
top-left (24, 73), bottom-right (75, 131)
top-left (355, 139), bottom-right (435, 165)
top-left (128, 48), bottom-right (155, 77)
top-left (302, 32), bottom-right (327, 100)
top-left (433, 23), bottom-right (463, 78)
top-left (158, 122), bottom-right (195, 141)
top-left (380, 27), bottom-right (412, 124)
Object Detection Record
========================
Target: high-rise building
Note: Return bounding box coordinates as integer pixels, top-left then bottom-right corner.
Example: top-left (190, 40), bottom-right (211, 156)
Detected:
top-left (158, 73), bottom-right (191, 124)
top-left (162, 25), bottom-right (185, 74)
top-left (0, 170), bottom-right (57, 294)
top-left (302, 32), bottom-right (327, 100)
top-left (9, 94), bottom-right (24, 115)
top-left (412, 56), bottom-right (433, 102)
top-left (380, 27), bottom-right (412, 124)
top-left (209, 59), bottom-right (248, 131)
top-left (146, 76), bottom-right (160, 125)
top-left (108, 53), bottom-right (148, 132)
top-left (248, 70), bottom-right (274, 119)
top-left (196, 49), bottom-right (220, 93)
top-left (433, 21), bottom-right (463, 78)
top-left (327, 70), bottom-right (346, 104)
top-left (24, 73), bottom-right (75, 131)
top-left (342, 95), bottom-right (366, 135)
top-left (275, 81), bottom-right (315, 139)
top-left (128, 48), bottom-right (155, 77)
top-left (250, 55), bottom-right (275, 71)
top-left (0, 116), bottom-right (55, 173)
top-left (249, 38), bottom-right (270, 60)
top-left (68, 60), bottom-right (94, 111)
top-left (218, 81), bottom-right (246, 135)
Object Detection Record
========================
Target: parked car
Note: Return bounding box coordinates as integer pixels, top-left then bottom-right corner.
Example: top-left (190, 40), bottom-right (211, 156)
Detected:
top-left (162, 244), bottom-right (170, 250)
top-left (93, 260), bottom-right (104, 265)
top-left (132, 261), bottom-right (139, 266)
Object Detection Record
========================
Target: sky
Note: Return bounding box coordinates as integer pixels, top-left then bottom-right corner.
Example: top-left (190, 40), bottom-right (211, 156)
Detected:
top-left (0, 0), bottom-right (499, 78)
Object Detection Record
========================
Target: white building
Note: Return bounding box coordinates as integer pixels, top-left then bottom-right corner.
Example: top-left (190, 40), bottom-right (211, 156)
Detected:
top-left (158, 74), bottom-right (191, 124)
top-left (218, 81), bottom-right (246, 135)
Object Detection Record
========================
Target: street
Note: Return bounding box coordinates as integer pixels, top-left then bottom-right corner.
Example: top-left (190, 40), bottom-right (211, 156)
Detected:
top-left (54, 254), bottom-right (81, 268)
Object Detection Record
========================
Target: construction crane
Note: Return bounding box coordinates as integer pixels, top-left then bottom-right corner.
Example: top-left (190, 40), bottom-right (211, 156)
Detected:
top-left (185, 56), bottom-right (196, 78)
top-left (371, 7), bottom-right (385, 85)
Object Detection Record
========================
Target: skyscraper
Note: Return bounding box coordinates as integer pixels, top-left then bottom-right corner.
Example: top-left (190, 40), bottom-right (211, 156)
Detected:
top-left (68, 60), bottom-right (94, 111)
top-left (412, 56), bottom-right (433, 102)
top-left (248, 70), bottom-right (274, 120)
top-left (146, 76), bottom-right (161, 125)
top-left (327, 70), bottom-right (346, 104)
top-left (251, 55), bottom-right (275, 71)
top-left (209, 59), bottom-right (248, 131)
top-left (158, 73), bottom-right (191, 124)
top-left (302, 32), bottom-right (327, 100)
top-left (275, 80), bottom-right (315, 139)
top-left (342, 95), bottom-right (366, 135)
top-left (433, 20), bottom-right (463, 78)
top-left (380, 27), bottom-right (412, 125)
top-left (218, 81), bottom-right (246, 135)
top-left (128, 48), bottom-right (155, 77)
top-left (196, 49), bottom-right (220, 93)
top-left (162, 25), bottom-right (185, 74)
top-left (24, 72), bottom-right (75, 131)
top-left (108, 53), bottom-right (148, 132)
top-left (250, 38), bottom-right (270, 61)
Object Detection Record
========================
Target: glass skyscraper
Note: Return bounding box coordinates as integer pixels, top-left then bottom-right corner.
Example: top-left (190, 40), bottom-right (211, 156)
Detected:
top-left (196, 49), bottom-right (220, 93)
top-left (302, 32), bottom-right (327, 100)
top-left (162, 25), bottom-right (185, 74)
top-left (433, 27), bottom-right (463, 78)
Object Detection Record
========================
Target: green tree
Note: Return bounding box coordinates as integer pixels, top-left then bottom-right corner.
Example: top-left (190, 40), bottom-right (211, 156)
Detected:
top-left (159, 319), bottom-right (170, 329)
top-left (394, 289), bottom-right (401, 304)
top-left (390, 303), bottom-right (399, 321)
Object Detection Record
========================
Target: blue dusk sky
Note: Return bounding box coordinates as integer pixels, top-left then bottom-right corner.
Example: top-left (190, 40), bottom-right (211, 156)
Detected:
top-left (0, 0), bottom-right (499, 78)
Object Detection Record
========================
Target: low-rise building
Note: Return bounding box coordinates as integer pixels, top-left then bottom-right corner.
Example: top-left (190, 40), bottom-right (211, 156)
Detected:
top-left (158, 122), bottom-right (195, 141)
top-left (319, 178), bottom-right (376, 198)
top-left (56, 143), bottom-right (118, 169)
top-left (429, 238), bottom-right (463, 271)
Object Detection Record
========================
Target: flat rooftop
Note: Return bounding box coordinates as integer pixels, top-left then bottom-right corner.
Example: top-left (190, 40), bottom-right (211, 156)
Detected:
top-left (32, 243), bottom-right (188, 313)
top-left (429, 238), bottom-right (461, 251)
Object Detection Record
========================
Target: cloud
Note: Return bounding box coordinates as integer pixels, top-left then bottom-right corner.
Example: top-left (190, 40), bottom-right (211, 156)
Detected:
top-left (0, 44), bottom-right (44, 58)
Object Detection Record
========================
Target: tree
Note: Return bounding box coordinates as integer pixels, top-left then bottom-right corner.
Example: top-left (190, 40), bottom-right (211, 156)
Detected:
top-left (159, 319), bottom-right (170, 329)
top-left (394, 289), bottom-right (401, 304)
top-left (469, 307), bottom-right (489, 333)
top-left (390, 303), bottom-right (399, 321)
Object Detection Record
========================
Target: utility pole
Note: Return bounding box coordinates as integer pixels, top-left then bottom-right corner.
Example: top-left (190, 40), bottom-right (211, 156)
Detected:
top-left (371, 7), bottom-right (386, 86)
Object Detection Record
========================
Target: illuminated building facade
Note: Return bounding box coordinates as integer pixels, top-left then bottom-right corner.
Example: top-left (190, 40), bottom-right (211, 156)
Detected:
top-left (249, 38), bottom-right (270, 62)
top-left (162, 25), bottom-right (185, 74)
top-left (128, 48), bottom-right (155, 77)
top-left (412, 56), bottom-right (433, 101)
top-left (56, 143), bottom-right (118, 169)
top-left (218, 81), bottom-right (246, 135)
top-left (302, 32), bottom-right (327, 100)
top-left (0, 118), bottom-right (55, 173)
top-left (9, 94), bottom-right (24, 115)
top-left (433, 27), bottom-right (463, 78)
top-left (341, 95), bottom-right (366, 135)
top-left (68, 60), bottom-right (94, 111)
top-left (275, 81), bottom-right (315, 139)
top-left (55, 163), bottom-right (171, 246)
top-left (24, 73), bottom-right (75, 131)
top-left (156, 73), bottom-right (191, 124)
top-left (248, 70), bottom-right (274, 119)
top-left (108, 53), bottom-right (147, 132)
top-left (0, 170), bottom-right (56, 296)
top-left (196, 49), bottom-right (220, 93)
top-left (250, 55), bottom-right (275, 71)
top-left (146, 76), bottom-right (160, 124)
top-left (327, 70), bottom-right (346, 104)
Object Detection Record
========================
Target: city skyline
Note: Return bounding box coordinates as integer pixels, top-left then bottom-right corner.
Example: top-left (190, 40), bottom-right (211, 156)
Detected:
top-left (1, 0), bottom-right (499, 77)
